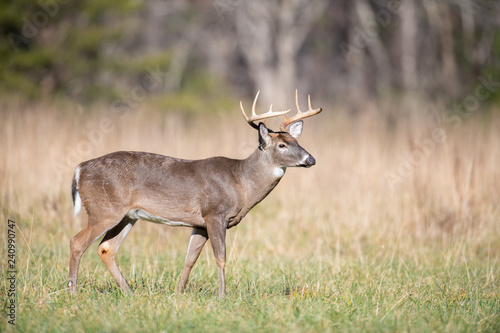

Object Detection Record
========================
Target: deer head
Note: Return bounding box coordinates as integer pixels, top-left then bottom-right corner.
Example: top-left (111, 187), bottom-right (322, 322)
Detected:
top-left (240, 90), bottom-right (322, 172)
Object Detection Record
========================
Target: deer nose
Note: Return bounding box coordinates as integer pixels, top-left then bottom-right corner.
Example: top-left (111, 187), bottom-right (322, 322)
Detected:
top-left (305, 155), bottom-right (316, 167)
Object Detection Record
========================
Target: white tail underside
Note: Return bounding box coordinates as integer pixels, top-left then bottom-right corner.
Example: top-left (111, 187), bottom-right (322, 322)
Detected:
top-left (73, 166), bottom-right (82, 216)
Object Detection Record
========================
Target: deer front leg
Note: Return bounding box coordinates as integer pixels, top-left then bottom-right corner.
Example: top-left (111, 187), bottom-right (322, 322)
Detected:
top-left (206, 219), bottom-right (227, 298)
top-left (179, 228), bottom-right (208, 293)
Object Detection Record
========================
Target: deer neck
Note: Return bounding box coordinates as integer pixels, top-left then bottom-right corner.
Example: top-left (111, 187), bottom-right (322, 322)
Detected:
top-left (239, 148), bottom-right (285, 201)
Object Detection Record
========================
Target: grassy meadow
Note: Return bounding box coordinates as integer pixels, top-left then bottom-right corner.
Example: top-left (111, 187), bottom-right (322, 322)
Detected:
top-left (1, 97), bottom-right (500, 332)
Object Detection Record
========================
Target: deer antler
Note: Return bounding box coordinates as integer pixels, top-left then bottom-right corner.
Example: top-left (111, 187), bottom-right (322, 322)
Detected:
top-left (240, 91), bottom-right (291, 129)
top-left (279, 90), bottom-right (322, 132)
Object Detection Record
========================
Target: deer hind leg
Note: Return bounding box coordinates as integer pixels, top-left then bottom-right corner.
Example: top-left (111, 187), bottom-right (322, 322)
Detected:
top-left (69, 215), bottom-right (121, 293)
top-left (178, 228), bottom-right (208, 293)
top-left (97, 216), bottom-right (137, 293)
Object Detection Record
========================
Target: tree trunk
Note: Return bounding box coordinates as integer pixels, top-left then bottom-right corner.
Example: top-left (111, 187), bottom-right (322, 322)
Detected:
top-left (235, 0), bottom-right (326, 105)
top-left (400, 0), bottom-right (418, 93)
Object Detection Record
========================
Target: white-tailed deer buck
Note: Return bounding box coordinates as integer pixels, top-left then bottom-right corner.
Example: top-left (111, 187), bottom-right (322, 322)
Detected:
top-left (69, 91), bottom-right (322, 297)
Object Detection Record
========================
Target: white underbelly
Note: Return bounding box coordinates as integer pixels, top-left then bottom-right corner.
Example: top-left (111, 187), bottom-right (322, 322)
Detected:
top-left (126, 209), bottom-right (194, 227)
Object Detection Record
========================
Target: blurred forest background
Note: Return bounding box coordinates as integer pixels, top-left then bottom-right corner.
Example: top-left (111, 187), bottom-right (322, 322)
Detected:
top-left (1, 0), bottom-right (500, 109)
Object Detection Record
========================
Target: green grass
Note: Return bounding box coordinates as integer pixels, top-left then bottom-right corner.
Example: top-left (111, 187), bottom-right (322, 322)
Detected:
top-left (1, 208), bottom-right (499, 332)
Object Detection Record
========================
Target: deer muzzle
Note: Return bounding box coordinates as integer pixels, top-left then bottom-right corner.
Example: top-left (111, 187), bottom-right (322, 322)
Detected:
top-left (303, 155), bottom-right (316, 167)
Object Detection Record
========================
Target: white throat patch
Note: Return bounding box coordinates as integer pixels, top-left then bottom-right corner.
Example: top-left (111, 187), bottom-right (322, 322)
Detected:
top-left (273, 167), bottom-right (286, 178)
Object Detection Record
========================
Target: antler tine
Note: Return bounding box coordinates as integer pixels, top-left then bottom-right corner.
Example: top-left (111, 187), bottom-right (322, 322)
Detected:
top-left (295, 89), bottom-right (302, 114)
top-left (251, 90), bottom-right (259, 118)
top-left (240, 91), bottom-right (291, 130)
top-left (280, 90), bottom-right (323, 131)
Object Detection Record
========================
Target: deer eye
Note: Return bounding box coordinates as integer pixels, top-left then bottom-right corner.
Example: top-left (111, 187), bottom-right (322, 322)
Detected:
top-left (278, 143), bottom-right (287, 149)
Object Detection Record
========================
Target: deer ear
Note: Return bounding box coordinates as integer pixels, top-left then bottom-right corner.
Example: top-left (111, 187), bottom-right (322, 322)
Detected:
top-left (288, 121), bottom-right (303, 139)
top-left (258, 122), bottom-right (272, 149)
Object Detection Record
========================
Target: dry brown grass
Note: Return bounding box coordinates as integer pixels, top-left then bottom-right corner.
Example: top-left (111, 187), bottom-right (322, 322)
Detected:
top-left (1, 98), bottom-right (499, 269)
